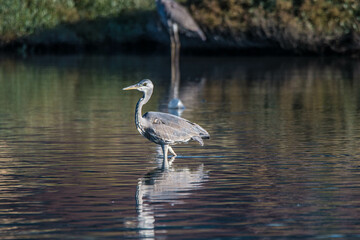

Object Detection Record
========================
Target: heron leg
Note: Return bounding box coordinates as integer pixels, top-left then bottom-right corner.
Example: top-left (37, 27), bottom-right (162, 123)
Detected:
top-left (168, 146), bottom-right (177, 157)
top-left (173, 23), bottom-right (180, 52)
top-left (172, 23), bottom-right (180, 71)
top-left (169, 156), bottom-right (176, 166)
top-left (170, 35), bottom-right (176, 60)
top-left (170, 30), bottom-right (177, 99)
top-left (168, 21), bottom-right (176, 63)
top-left (170, 32), bottom-right (177, 88)
top-left (161, 144), bottom-right (169, 169)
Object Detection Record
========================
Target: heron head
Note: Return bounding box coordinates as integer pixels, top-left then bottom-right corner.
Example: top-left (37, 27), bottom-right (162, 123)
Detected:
top-left (123, 79), bottom-right (154, 92)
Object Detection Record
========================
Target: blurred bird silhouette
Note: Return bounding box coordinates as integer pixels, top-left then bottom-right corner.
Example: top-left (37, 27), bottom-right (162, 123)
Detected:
top-left (156, 0), bottom-right (206, 46)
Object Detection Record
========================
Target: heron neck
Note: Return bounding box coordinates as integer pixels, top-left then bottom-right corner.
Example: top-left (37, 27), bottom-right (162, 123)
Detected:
top-left (135, 90), bottom-right (152, 127)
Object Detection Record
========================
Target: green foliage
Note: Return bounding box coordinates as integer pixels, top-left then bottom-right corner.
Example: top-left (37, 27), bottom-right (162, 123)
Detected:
top-left (0, 0), bottom-right (75, 41)
top-left (0, 0), bottom-right (154, 43)
top-left (73, 0), bottom-right (153, 19)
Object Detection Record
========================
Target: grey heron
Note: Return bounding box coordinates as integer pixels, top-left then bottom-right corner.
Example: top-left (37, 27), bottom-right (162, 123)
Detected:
top-left (123, 79), bottom-right (209, 168)
top-left (156, 0), bottom-right (206, 46)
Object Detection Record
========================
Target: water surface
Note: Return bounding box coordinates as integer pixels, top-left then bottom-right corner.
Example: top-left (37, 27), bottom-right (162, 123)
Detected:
top-left (0, 55), bottom-right (360, 239)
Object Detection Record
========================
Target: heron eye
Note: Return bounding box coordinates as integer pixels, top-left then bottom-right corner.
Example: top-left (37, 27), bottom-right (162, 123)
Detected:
top-left (143, 83), bottom-right (147, 86)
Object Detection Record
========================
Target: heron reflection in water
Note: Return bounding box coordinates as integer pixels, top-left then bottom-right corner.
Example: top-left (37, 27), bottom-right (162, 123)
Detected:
top-left (136, 162), bottom-right (207, 238)
top-left (156, 0), bottom-right (206, 110)
top-left (123, 79), bottom-right (209, 168)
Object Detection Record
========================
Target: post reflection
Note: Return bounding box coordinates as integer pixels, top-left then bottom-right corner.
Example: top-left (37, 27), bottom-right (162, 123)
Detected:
top-left (135, 158), bottom-right (208, 239)
top-left (167, 58), bottom-right (208, 117)
top-left (168, 37), bottom-right (185, 115)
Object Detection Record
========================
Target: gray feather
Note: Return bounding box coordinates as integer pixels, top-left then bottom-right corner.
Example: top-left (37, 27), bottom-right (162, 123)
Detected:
top-left (143, 111), bottom-right (209, 145)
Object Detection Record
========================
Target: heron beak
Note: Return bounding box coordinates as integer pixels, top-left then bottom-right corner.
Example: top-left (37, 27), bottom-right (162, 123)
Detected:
top-left (123, 84), bottom-right (139, 91)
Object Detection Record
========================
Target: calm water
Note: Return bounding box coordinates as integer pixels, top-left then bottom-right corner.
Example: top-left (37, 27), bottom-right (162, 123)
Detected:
top-left (1, 55), bottom-right (360, 239)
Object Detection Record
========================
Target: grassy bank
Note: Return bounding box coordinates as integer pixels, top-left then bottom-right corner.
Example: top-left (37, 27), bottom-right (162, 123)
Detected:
top-left (1, 0), bottom-right (360, 55)
top-left (187, 0), bottom-right (360, 54)
top-left (0, 0), bottom-right (154, 42)
top-left (0, 0), bottom-right (159, 53)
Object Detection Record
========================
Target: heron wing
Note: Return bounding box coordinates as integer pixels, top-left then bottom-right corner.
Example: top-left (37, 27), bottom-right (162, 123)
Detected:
top-left (161, 0), bottom-right (205, 39)
top-left (143, 112), bottom-right (209, 145)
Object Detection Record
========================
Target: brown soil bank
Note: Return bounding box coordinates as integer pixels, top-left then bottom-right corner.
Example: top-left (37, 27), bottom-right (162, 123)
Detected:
top-left (1, 0), bottom-right (359, 55)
